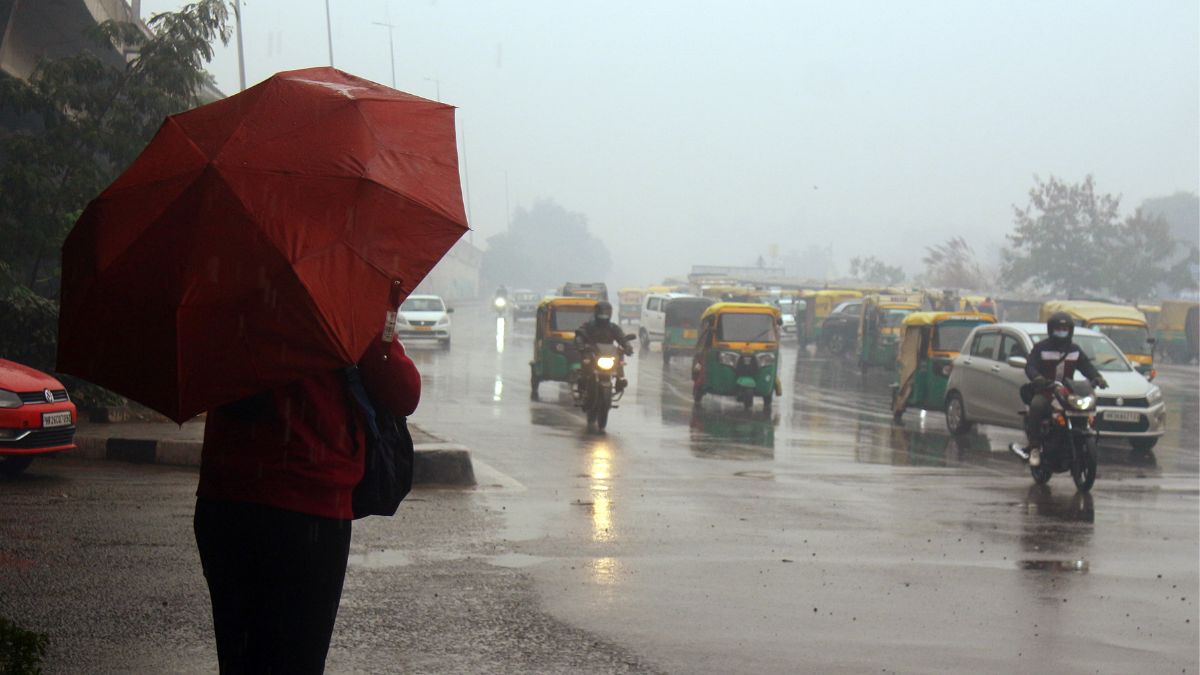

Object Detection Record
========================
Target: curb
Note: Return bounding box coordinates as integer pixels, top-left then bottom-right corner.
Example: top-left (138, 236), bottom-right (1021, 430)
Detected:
top-left (67, 436), bottom-right (477, 487)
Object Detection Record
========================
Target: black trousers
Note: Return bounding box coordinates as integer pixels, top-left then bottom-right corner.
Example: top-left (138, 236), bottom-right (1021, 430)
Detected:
top-left (194, 499), bottom-right (352, 675)
top-left (1024, 393), bottom-right (1053, 447)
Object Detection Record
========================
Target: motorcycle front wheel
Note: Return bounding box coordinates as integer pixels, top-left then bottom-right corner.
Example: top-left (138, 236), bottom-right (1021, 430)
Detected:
top-left (1071, 435), bottom-right (1098, 492)
top-left (595, 386), bottom-right (612, 431)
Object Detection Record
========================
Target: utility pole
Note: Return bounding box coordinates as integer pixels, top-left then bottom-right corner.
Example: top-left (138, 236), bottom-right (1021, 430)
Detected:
top-left (372, 21), bottom-right (397, 88)
top-left (324, 0), bottom-right (334, 67)
top-left (234, 0), bottom-right (246, 90)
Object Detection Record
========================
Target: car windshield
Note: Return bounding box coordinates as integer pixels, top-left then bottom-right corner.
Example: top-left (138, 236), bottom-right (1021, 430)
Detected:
top-left (1094, 324), bottom-right (1152, 355)
top-left (401, 298), bottom-right (444, 312)
top-left (515, 292), bottom-right (539, 302)
top-left (665, 299), bottom-right (713, 326)
top-left (932, 322), bottom-right (978, 353)
top-left (1031, 333), bottom-right (1131, 372)
top-left (552, 307), bottom-right (593, 332)
top-left (880, 309), bottom-right (913, 328)
top-left (834, 302), bottom-right (862, 316)
top-left (718, 313), bottom-right (777, 342)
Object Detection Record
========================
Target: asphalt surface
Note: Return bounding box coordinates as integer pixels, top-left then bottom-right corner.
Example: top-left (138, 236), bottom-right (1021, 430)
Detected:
top-left (1, 304), bottom-right (1197, 673)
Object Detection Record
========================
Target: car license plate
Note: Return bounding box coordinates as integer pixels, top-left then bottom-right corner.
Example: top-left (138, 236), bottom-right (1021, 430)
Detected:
top-left (1104, 410), bottom-right (1140, 423)
top-left (414, 326), bottom-right (432, 332)
top-left (684, 329), bottom-right (697, 339)
top-left (42, 411), bottom-right (72, 428)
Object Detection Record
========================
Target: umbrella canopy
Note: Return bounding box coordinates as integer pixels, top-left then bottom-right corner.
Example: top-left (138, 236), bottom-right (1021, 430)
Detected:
top-left (57, 67), bottom-right (468, 423)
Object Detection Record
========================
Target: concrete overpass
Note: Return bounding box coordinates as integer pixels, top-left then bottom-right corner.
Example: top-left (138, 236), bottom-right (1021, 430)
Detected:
top-left (0, 0), bottom-right (144, 80)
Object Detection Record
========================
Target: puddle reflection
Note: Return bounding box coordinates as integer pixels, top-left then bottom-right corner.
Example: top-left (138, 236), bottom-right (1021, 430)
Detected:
top-left (688, 406), bottom-right (777, 459)
top-left (586, 439), bottom-right (616, 543)
top-left (495, 316), bottom-right (506, 353)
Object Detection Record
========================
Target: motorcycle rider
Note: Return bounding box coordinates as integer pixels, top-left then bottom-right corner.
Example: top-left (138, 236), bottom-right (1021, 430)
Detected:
top-left (574, 301), bottom-right (633, 395)
top-left (1021, 311), bottom-right (1108, 467)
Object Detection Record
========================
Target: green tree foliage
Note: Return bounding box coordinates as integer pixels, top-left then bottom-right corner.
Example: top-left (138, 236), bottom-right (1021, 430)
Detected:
top-left (0, 1), bottom-right (228, 384)
top-left (920, 236), bottom-right (987, 290)
top-left (1001, 175), bottom-right (1195, 301)
top-left (480, 199), bottom-right (612, 291)
top-left (0, 0), bottom-right (230, 298)
top-left (848, 255), bottom-right (904, 285)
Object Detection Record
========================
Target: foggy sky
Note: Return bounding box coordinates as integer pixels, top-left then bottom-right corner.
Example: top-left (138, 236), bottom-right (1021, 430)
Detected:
top-left (140, 0), bottom-right (1199, 286)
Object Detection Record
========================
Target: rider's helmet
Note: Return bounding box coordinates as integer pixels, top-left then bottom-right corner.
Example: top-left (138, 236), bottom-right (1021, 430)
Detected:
top-left (594, 301), bottom-right (613, 324)
top-left (1047, 311), bottom-right (1074, 348)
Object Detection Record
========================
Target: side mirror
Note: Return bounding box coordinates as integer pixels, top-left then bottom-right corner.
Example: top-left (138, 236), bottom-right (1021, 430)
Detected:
top-left (447, 308), bottom-right (455, 314)
top-left (1006, 355), bottom-right (1027, 368)
top-left (626, 334), bottom-right (638, 341)
top-left (1146, 337), bottom-right (1156, 344)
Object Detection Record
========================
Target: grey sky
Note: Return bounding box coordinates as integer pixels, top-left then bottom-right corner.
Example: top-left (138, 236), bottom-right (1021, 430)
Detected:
top-left (141, 0), bottom-right (1199, 284)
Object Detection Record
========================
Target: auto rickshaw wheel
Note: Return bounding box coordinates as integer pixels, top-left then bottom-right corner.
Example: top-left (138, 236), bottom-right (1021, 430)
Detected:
top-left (530, 366), bottom-right (540, 400)
top-left (763, 391), bottom-right (773, 410)
top-left (944, 392), bottom-right (973, 435)
top-left (662, 348), bottom-right (671, 364)
top-left (638, 329), bottom-right (650, 353)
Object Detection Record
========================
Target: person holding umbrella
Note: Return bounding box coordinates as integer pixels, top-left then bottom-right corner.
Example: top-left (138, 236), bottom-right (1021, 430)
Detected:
top-left (56, 68), bottom-right (470, 672)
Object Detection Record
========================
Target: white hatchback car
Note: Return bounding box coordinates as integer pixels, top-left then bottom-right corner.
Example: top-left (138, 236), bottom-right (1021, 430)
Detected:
top-left (397, 294), bottom-right (453, 349)
top-left (944, 323), bottom-right (1165, 451)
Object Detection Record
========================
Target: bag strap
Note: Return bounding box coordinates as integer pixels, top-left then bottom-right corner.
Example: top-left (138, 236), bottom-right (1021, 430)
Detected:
top-left (344, 365), bottom-right (381, 440)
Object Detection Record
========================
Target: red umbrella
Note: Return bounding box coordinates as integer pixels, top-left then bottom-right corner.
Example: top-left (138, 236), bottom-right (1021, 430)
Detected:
top-left (57, 67), bottom-right (468, 423)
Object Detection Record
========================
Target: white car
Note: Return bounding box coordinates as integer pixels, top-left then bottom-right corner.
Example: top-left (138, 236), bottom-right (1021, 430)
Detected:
top-left (637, 292), bottom-right (689, 349)
top-left (777, 296), bottom-right (798, 335)
top-left (944, 323), bottom-right (1165, 451)
top-left (397, 294), bottom-right (453, 349)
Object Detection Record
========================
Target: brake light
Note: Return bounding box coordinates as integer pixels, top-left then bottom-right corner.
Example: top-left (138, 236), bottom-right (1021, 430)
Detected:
top-left (1148, 368), bottom-right (1156, 381)
top-left (1055, 414), bottom-right (1067, 427)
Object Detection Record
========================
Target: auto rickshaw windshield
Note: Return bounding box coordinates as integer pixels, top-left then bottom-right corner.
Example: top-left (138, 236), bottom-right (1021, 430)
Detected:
top-left (1094, 324), bottom-right (1152, 355)
top-left (880, 309), bottom-right (912, 328)
top-left (666, 298), bottom-right (713, 326)
top-left (931, 322), bottom-right (976, 352)
top-left (401, 297), bottom-right (444, 311)
top-left (552, 307), bottom-right (594, 332)
top-left (1031, 334), bottom-right (1131, 372)
top-left (718, 313), bottom-right (777, 342)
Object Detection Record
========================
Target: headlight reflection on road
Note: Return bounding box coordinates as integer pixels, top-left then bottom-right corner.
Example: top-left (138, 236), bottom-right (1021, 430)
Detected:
top-left (589, 441), bottom-right (614, 543)
top-left (493, 374), bottom-right (503, 402)
top-left (495, 317), bottom-right (506, 353)
top-left (590, 556), bottom-right (620, 585)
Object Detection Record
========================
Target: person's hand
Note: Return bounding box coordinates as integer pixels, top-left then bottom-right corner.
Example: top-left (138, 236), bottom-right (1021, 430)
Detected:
top-left (624, 345), bottom-right (634, 357)
top-left (1091, 375), bottom-right (1108, 390)
top-left (1032, 375), bottom-right (1052, 390)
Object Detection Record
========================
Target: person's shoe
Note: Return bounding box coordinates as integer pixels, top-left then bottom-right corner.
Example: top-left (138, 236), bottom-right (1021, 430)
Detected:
top-left (1029, 447), bottom-right (1042, 467)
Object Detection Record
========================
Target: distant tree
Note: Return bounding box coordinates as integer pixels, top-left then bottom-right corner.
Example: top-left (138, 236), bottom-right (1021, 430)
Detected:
top-left (848, 255), bottom-right (905, 285)
top-left (920, 236), bottom-right (987, 289)
top-left (1001, 175), bottom-right (1196, 300)
top-left (480, 199), bottom-right (612, 292)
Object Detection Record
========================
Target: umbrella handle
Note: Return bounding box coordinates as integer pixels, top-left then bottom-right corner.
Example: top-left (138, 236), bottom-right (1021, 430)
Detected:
top-left (381, 279), bottom-right (404, 359)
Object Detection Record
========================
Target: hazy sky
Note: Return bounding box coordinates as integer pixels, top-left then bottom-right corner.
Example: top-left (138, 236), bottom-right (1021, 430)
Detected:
top-left (141, 0), bottom-right (1199, 285)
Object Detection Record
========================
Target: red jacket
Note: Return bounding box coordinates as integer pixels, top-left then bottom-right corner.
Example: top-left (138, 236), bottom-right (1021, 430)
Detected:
top-left (198, 339), bottom-right (421, 520)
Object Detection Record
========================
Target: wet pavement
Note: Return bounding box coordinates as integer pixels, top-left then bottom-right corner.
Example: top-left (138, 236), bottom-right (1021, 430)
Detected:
top-left (1, 304), bottom-right (1196, 673)
top-left (408, 306), bottom-right (1199, 673)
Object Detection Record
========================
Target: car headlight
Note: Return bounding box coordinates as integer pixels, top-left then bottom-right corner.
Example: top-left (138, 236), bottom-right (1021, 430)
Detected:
top-left (596, 356), bottom-right (616, 371)
top-left (1068, 395), bottom-right (1094, 411)
top-left (395, 314), bottom-right (410, 326)
top-left (436, 315), bottom-right (450, 326)
top-left (718, 351), bottom-right (740, 367)
top-left (1146, 386), bottom-right (1162, 404)
top-left (0, 389), bottom-right (22, 409)
top-left (755, 352), bottom-right (776, 367)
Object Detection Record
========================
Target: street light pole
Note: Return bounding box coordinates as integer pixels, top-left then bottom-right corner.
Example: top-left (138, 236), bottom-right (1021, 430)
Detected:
top-left (371, 21), bottom-right (397, 88)
top-left (234, 0), bottom-right (247, 90)
top-left (324, 0), bottom-right (334, 67)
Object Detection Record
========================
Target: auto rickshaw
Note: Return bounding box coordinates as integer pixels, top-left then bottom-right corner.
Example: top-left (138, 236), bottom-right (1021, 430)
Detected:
top-left (692, 302), bottom-right (782, 410)
top-left (798, 290), bottom-right (862, 348)
top-left (1137, 304), bottom-right (1161, 332)
top-left (530, 297), bottom-right (598, 399)
top-left (1156, 299), bottom-right (1199, 362)
top-left (995, 297), bottom-right (1042, 322)
top-left (1039, 300), bottom-right (1155, 377)
top-left (560, 282), bottom-right (608, 301)
top-left (858, 293), bottom-right (923, 370)
top-left (617, 287), bottom-right (645, 324)
top-left (891, 311), bottom-right (995, 422)
top-left (661, 296), bottom-right (715, 364)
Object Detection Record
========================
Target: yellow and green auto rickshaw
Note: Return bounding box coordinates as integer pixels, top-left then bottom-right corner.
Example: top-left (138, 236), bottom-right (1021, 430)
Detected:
top-left (891, 311), bottom-right (995, 422)
top-left (530, 297), bottom-right (597, 399)
top-left (617, 287), bottom-right (645, 324)
top-left (1137, 304), bottom-right (1161, 332)
top-left (798, 290), bottom-right (862, 348)
top-left (858, 293), bottom-right (923, 370)
top-left (1155, 299), bottom-right (1199, 363)
top-left (662, 296), bottom-right (716, 364)
top-left (692, 302), bottom-right (782, 410)
top-left (1039, 300), bottom-right (1155, 377)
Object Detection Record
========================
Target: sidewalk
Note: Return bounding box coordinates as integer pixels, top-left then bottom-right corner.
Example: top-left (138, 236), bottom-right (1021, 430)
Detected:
top-left (69, 417), bottom-right (475, 486)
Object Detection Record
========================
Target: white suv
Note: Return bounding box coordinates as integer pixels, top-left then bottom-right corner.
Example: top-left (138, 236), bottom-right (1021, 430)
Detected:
top-left (397, 294), bottom-right (453, 349)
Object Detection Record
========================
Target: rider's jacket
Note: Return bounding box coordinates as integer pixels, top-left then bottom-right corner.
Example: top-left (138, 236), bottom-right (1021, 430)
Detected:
top-left (574, 320), bottom-right (631, 353)
top-left (1024, 337), bottom-right (1100, 383)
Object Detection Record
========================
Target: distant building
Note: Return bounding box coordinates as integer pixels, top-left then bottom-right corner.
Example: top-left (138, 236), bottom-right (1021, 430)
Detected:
top-left (416, 238), bottom-right (483, 301)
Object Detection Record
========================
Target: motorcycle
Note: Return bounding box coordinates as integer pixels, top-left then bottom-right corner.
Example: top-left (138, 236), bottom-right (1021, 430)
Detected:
top-left (575, 337), bottom-right (635, 432)
top-left (1009, 379), bottom-right (1099, 492)
top-left (493, 295), bottom-right (508, 316)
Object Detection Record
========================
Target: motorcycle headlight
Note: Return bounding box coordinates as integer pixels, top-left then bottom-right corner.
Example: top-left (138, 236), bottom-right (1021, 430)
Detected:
top-left (755, 352), bottom-right (776, 367)
top-left (0, 389), bottom-right (22, 409)
top-left (494, 297), bottom-right (507, 308)
top-left (1068, 395), bottom-right (1094, 411)
top-left (596, 356), bottom-right (616, 371)
top-left (718, 351), bottom-right (740, 367)
top-left (1146, 386), bottom-right (1162, 404)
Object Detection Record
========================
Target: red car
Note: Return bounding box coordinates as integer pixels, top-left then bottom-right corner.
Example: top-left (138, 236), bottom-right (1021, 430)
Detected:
top-left (0, 358), bottom-right (78, 476)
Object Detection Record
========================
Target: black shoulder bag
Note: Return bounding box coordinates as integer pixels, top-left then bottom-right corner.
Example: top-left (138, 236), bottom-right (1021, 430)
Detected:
top-left (344, 365), bottom-right (415, 519)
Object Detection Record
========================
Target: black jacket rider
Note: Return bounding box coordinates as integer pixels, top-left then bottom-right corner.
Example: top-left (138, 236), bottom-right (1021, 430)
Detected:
top-left (1022, 312), bottom-right (1107, 460)
top-left (574, 302), bottom-right (633, 355)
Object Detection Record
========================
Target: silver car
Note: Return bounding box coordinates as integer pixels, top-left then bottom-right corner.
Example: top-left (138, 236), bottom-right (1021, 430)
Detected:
top-left (944, 323), bottom-right (1165, 451)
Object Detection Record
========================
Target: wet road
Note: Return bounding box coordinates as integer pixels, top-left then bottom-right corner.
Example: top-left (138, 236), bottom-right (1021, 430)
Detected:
top-left (408, 305), bottom-right (1199, 673)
